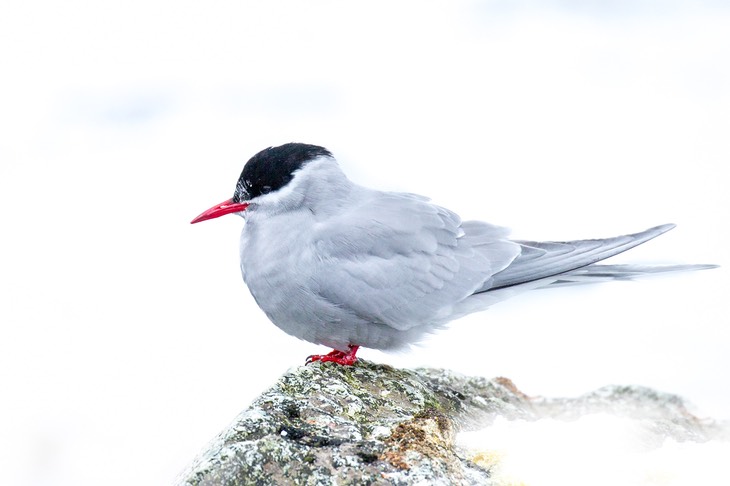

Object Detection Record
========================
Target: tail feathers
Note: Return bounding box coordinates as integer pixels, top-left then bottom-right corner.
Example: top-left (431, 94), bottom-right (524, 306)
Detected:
top-left (543, 263), bottom-right (719, 288)
top-left (451, 262), bottom-right (716, 322)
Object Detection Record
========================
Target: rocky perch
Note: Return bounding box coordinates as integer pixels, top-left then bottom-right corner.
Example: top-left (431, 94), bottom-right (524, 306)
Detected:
top-left (176, 361), bottom-right (725, 485)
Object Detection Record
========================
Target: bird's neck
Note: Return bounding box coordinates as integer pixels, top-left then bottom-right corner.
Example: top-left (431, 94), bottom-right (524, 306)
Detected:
top-left (300, 159), bottom-right (356, 217)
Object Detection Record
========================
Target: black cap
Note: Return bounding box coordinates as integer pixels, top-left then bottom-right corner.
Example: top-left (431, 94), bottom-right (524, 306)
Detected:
top-left (233, 143), bottom-right (332, 202)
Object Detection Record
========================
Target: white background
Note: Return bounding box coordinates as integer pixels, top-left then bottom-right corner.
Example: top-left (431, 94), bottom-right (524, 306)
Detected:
top-left (1, 1), bottom-right (728, 485)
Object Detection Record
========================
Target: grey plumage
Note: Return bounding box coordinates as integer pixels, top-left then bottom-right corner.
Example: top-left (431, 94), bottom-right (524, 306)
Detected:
top-left (487, 223), bottom-right (676, 290)
top-left (218, 149), bottom-right (712, 353)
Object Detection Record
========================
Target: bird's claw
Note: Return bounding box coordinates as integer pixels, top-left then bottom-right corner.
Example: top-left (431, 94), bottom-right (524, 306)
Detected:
top-left (305, 345), bottom-right (360, 366)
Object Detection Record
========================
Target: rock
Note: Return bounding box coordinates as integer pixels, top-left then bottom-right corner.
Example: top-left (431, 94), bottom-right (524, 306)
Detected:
top-left (175, 361), bottom-right (724, 486)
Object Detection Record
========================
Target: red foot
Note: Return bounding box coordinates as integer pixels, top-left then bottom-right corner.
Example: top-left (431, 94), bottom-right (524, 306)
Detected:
top-left (306, 345), bottom-right (360, 366)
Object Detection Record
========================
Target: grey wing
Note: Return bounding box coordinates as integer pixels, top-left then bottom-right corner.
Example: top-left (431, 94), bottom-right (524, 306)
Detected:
top-left (483, 223), bottom-right (676, 291)
top-left (310, 192), bottom-right (521, 331)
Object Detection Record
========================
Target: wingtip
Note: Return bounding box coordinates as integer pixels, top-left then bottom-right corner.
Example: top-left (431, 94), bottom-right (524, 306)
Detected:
top-left (633, 223), bottom-right (676, 241)
top-left (654, 223), bottom-right (677, 233)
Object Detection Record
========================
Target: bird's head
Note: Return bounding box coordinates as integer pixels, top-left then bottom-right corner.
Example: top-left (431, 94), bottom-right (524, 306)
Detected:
top-left (190, 143), bottom-right (334, 224)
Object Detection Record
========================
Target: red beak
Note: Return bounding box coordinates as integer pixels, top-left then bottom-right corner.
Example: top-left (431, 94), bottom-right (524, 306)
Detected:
top-left (190, 199), bottom-right (249, 224)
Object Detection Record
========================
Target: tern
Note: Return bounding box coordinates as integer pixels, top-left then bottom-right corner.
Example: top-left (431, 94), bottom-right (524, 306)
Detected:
top-left (191, 143), bottom-right (712, 365)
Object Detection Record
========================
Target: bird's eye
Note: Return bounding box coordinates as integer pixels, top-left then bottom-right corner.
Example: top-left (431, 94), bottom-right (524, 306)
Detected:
top-left (261, 185), bottom-right (272, 194)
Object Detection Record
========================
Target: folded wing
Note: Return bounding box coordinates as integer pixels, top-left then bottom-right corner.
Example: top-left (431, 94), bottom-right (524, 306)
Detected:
top-left (484, 224), bottom-right (676, 291)
top-left (310, 192), bottom-right (520, 331)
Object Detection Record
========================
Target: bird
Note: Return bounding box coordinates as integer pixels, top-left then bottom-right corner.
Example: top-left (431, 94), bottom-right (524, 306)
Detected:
top-left (191, 142), bottom-right (713, 365)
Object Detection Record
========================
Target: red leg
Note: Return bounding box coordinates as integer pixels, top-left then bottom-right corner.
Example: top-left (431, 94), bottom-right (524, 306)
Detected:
top-left (306, 345), bottom-right (360, 366)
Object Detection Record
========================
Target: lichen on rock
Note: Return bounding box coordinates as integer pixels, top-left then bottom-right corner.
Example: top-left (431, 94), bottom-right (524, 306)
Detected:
top-left (176, 361), bottom-right (507, 485)
top-left (175, 360), bottom-right (724, 486)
